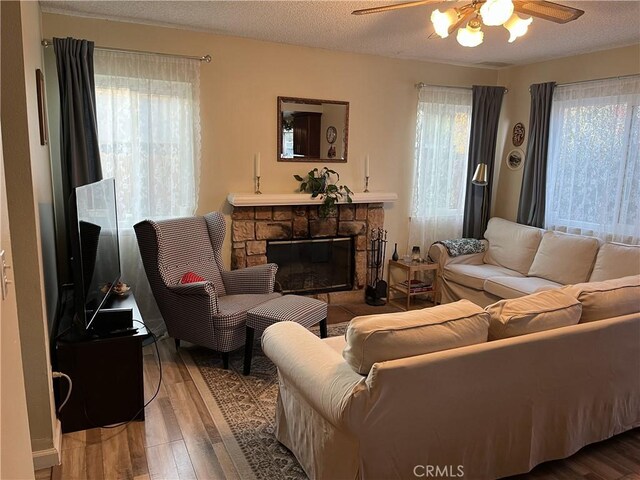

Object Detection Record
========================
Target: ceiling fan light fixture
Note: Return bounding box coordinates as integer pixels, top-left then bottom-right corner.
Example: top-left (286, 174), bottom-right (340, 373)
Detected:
top-left (352, 0), bottom-right (584, 48)
top-left (504, 13), bottom-right (533, 42)
top-left (479, 0), bottom-right (514, 26)
top-left (457, 19), bottom-right (484, 47)
top-left (430, 8), bottom-right (458, 38)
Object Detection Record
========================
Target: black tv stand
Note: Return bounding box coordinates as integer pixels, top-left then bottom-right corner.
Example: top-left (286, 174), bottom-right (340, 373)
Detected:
top-left (89, 303), bottom-right (134, 336)
top-left (55, 293), bottom-right (150, 433)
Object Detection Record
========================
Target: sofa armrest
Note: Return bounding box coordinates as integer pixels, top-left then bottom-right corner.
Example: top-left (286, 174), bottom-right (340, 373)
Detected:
top-left (428, 243), bottom-right (451, 271)
top-left (429, 240), bottom-right (489, 271)
top-left (222, 263), bottom-right (278, 295)
top-left (262, 322), bottom-right (368, 428)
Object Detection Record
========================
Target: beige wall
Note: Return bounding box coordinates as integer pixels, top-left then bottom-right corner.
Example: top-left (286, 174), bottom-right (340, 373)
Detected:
top-left (1, 0), bottom-right (58, 462)
top-left (493, 44), bottom-right (640, 221)
top-left (1, 75), bottom-right (36, 480)
top-left (42, 13), bottom-right (498, 260)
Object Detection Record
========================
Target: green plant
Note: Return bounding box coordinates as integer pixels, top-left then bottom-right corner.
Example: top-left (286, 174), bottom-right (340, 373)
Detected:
top-left (294, 167), bottom-right (353, 217)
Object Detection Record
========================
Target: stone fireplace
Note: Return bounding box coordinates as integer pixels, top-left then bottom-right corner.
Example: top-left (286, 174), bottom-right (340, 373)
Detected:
top-left (267, 237), bottom-right (354, 294)
top-left (229, 195), bottom-right (395, 291)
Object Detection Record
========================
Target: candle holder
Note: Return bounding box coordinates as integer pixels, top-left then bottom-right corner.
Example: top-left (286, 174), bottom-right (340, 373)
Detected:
top-left (364, 176), bottom-right (370, 193)
top-left (255, 176), bottom-right (262, 194)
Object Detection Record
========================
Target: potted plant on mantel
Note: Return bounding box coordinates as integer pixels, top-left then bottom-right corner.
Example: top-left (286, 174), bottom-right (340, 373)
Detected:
top-left (294, 167), bottom-right (353, 218)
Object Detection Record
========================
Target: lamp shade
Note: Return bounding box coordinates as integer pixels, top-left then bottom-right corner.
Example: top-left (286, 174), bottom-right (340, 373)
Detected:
top-left (457, 20), bottom-right (484, 47)
top-left (472, 163), bottom-right (488, 186)
top-left (504, 13), bottom-right (533, 42)
top-left (479, 0), bottom-right (514, 26)
top-left (431, 8), bottom-right (458, 38)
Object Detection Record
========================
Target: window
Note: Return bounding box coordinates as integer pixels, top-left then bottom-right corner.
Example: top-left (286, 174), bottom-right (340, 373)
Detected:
top-left (94, 51), bottom-right (201, 229)
top-left (93, 50), bottom-right (201, 334)
top-left (546, 76), bottom-right (640, 244)
top-left (408, 86), bottom-right (472, 250)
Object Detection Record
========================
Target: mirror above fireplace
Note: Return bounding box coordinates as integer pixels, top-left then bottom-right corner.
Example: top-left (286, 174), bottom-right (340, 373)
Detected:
top-left (277, 96), bottom-right (349, 163)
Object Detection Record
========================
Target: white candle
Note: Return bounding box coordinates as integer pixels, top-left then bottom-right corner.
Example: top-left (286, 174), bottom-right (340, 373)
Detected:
top-left (365, 154), bottom-right (370, 178)
top-left (255, 152), bottom-right (261, 178)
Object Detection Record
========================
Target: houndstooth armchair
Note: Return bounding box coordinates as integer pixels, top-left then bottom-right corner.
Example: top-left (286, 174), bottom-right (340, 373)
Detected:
top-left (134, 212), bottom-right (280, 368)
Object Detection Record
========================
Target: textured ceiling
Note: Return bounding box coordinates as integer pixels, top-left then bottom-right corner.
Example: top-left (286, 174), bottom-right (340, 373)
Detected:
top-left (40, 1), bottom-right (640, 67)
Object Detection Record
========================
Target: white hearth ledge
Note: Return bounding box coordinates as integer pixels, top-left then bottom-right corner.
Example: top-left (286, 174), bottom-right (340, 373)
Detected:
top-left (227, 192), bottom-right (398, 207)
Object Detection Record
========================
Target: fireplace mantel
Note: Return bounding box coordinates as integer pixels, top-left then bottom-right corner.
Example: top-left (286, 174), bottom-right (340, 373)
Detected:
top-left (228, 196), bottom-right (391, 289)
top-left (227, 192), bottom-right (398, 207)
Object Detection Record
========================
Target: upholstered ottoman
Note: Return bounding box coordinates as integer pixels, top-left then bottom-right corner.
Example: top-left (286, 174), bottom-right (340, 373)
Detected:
top-left (244, 295), bottom-right (327, 375)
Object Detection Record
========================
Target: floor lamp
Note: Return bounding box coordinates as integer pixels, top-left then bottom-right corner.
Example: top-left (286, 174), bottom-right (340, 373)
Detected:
top-left (472, 163), bottom-right (488, 232)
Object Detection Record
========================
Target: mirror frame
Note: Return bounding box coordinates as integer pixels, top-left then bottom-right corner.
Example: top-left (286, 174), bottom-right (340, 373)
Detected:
top-left (277, 96), bottom-right (349, 163)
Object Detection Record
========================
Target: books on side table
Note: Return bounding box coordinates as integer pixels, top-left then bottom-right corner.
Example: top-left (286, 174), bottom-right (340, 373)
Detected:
top-left (400, 279), bottom-right (434, 293)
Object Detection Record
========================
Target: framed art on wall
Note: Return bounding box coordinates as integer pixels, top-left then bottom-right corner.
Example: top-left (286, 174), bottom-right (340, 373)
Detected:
top-left (506, 148), bottom-right (524, 170)
top-left (512, 122), bottom-right (525, 147)
top-left (36, 69), bottom-right (48, 145)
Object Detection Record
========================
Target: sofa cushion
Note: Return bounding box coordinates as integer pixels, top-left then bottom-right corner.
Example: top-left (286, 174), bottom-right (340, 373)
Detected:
top-left (528, 231), bottom-right (600, 285)
top-left (444, 263), bottom-right (523, 290)
top-left (342, 300), bottom-right (489, 374)
top-left (483, 218), bottom-right (544, 275)
top-left (486, 290), bottom-right (582, 340)
top-left (483, 276), bottom-right (562, 299)
top-left (562, 275), bottom-right (640, 323)
top-left (589, 243), bottom-right (640, 282)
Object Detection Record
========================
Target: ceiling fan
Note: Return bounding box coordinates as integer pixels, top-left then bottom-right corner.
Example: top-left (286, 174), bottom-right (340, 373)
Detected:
top-left (352, 0), bottom-right (585, 47)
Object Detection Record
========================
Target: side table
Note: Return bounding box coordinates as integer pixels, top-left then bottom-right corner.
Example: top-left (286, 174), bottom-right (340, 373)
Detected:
top-left (387, 260), bottom-right (439, 311)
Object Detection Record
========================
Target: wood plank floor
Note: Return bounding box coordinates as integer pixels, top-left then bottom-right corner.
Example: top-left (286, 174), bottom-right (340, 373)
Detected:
top-left (36, 303), bottom-right (640, 480)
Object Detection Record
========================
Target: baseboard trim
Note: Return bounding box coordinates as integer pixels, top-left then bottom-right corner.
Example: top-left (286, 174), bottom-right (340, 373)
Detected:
top-left (32, 419), bottom-right (62, 470)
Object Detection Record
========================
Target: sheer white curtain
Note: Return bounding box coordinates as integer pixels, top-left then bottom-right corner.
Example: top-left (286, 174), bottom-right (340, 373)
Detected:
top-left (546, 76), bottom-right (640, 244)
top-left (408, 86), bottom-right (472, 254)
top-left (94, 51), bottom-right (201, 333)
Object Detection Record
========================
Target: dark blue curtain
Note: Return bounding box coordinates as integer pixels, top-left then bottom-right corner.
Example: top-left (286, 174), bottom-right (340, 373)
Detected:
top-left (462, 86), bottom-right (505, 238)
top-left (54, 37), bottom-right (102, 192)
top-left (53, 37), bottom-right (103, 283)
top-left (517, 82), bottom-right (556, 227)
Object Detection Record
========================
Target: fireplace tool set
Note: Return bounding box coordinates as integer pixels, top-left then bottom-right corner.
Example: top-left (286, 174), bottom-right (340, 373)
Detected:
top-left (365, 228), bottom-right (388, 306)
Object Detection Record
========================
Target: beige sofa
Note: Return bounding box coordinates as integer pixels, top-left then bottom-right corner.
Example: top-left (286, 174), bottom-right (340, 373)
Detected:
top-left (263, 277), bottom-right (640, 479)
top-left (429, 217), bottom-right (640, 307)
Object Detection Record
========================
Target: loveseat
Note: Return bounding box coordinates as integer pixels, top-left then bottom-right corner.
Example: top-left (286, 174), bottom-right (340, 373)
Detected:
top-left (263, 275), bottom-right (640, 479)
top-left (429, 217), bottom-right (640, 307)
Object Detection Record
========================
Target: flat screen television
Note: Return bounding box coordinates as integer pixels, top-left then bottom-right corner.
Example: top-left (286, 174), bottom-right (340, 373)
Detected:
top-left (73, 178), bottom-right (121, 330)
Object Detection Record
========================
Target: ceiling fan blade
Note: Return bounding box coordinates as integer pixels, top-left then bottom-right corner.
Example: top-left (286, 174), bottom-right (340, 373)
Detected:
top-left (447, 8), bottom-right (474, 35)
top-left (426, 6), bottom-right (472, 38)
top-left (351, 0), bottom-right (441, 16)
top-left (513, 1), bottom-right (584, 24)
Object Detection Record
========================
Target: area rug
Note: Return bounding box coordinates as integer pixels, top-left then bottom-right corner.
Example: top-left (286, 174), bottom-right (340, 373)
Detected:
top-left (181, 322), bottom-right (349, 480)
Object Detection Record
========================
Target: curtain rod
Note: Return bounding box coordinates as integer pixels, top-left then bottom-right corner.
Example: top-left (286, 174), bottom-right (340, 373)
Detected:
top-left (527, 73), bottom-right (639, 92)
top-left (41, 39), bottom-right (211, 63)
top-left (555, 73), bottom-right (639, 89)
top-left (415, 82), bottom-right (509, 93)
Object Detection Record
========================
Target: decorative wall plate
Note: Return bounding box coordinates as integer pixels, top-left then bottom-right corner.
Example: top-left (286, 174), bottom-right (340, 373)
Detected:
top-left (326, 126), bottom-right (337, 144)
top-left (512, 122), bottom-right (525, 147)
top-left (506, 148), bottom-right (525, 170)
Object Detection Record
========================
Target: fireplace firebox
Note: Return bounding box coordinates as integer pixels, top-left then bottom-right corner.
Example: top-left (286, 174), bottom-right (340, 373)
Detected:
top-left (267, 237), bottom-right (354, 294)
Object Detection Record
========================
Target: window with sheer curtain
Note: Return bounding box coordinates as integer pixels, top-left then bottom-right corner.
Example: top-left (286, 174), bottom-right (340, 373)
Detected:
top-left (94, 50), bottom-right (202, 333)
top-left (94, 51), bottom-right (201, 228)
top-left (546, 76), bottom-right (640, 244)
top-left (408, 86), bottom-right (472, 252)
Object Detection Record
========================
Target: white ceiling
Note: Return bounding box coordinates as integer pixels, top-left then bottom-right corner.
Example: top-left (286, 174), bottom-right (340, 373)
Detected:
top-left (40, 1), bottom-right (640, 67)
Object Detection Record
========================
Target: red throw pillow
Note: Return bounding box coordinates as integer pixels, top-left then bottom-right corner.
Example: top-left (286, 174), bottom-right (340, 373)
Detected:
top-left (180, 272), bottom-right (205, 284)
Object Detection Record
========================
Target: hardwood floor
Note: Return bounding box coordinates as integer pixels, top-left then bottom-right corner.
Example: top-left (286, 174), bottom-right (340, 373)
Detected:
top-left (35, 303), bottom-right (640, 480)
